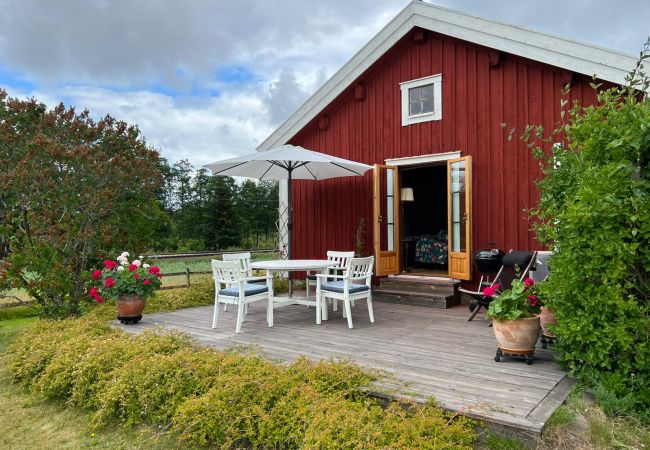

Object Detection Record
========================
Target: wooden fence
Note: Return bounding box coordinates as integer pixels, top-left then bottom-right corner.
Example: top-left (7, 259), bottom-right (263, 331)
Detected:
top-left (159, 268), bottom-right (213, 290)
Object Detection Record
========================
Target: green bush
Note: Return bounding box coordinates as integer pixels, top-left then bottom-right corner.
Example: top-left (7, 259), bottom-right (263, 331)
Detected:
top-left (8, 317), bottom-right (476, 449)
top-left (529, 53), bottom-right (650, 419)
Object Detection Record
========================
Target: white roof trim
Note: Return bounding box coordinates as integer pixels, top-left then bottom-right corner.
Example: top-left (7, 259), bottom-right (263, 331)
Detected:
top-left (258, 1), bottom-right (637, 152)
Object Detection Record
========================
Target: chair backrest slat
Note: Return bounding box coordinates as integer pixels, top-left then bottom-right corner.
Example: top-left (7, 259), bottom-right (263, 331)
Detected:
top-left (326, 250), bottom-right (355, 269)
top-left (347, 256), bottom-right (374, 281)
top-left (223, 252), bottom-right (253, 277)
top-left (211, 259), bottom-right (245, 284)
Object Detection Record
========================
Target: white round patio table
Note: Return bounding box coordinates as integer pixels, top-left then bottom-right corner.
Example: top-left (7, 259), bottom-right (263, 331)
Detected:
top-left (250, 259), bottom-right (335, 323)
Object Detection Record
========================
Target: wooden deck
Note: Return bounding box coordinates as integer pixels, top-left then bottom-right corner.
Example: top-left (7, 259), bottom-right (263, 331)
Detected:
top-left (116, 300), bottom-right (570, 441)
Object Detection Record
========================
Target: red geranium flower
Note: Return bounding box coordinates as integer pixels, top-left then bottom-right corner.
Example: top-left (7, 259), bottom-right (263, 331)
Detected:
top-left (128, 264), bottom-right (137, 272)
top-left (143, 279), bottom-right (151, 285)
top-left (528, 295), bottom-right (538, 307)
top-left (524, 278), bottom-right (535, 287)
top-left (482, 286), bottom-right (495, 298)
top-left (134, 273), bottom-right (140, 280)
top-left (492, 283), bottom-right (501, 291)
top-left (92, 270), bottom-right (102, 280)
top-left (94, 294), bottom-right (104, 303)
top-left (88, 287), bottom-right (98, 298)
top-left (148, 266), bottom-right (160, 275)
top-left (103, 260), bottom-right (118, 270)
top-left (104, 277), bottom-right (115, 288)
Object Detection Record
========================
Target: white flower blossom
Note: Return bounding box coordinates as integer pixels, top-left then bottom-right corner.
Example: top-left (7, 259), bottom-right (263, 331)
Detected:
top-left (143, 263), bottom-right (150, 269)
top-left (120, 260), bottom-right (129, 266)
top-left (117, 266), bottom-right (125, 271)
top-left (138, 255), bottom-right (144, 260)
top-left (132, 259), bottom-right (142, 267)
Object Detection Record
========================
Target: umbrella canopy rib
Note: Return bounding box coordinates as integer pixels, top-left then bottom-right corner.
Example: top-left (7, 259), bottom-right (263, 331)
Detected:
top-left (304, 164), bottom-right (319, 181)
top-left (330, 162), bottom-right (366, 176)
top-left (212, 161), bottom-right (250, 175)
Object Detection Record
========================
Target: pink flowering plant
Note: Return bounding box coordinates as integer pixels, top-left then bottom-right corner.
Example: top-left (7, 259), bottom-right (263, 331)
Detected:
top-left (86, 252), bottom-right (163, 303)
top-left (485, 277), bottom-right (543, 321)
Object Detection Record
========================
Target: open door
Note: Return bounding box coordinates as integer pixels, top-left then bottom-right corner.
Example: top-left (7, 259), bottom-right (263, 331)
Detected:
top-left (373, 164), bottom-right (400, 276)
top-left (447, 156), bottom-right (472, 280)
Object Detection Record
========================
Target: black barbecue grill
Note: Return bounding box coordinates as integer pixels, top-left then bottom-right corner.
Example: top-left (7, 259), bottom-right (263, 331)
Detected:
top-left (474, 244), bottom-right (504, 275)
top-left (472, 243), bottom-right (504, 299)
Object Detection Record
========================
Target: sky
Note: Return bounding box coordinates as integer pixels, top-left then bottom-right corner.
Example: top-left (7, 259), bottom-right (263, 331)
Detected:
top-left (0, 0), bottom-right (648, 167)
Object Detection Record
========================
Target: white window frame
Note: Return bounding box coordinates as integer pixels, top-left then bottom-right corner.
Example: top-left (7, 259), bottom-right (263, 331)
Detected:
top-left (399, 74), bottom-right (442, 126)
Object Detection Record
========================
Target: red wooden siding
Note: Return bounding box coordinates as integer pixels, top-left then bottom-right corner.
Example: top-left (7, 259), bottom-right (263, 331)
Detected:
top-left (287, 28), bottom-right (607, 280)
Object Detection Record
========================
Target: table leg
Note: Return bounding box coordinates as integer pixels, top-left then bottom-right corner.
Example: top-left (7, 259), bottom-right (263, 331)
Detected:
top-left (320, 267), bottom-right (329, 321)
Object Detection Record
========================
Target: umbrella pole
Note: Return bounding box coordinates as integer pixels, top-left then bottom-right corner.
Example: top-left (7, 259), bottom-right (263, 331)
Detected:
top-left (287, 169), bottom-right (293, 298)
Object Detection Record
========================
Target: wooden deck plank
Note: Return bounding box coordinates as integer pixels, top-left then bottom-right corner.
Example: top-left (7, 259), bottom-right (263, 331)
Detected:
top-left (116, 302), bottom-right (570, 438)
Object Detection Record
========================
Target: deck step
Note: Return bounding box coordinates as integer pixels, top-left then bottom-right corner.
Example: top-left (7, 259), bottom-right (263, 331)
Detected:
top-left (379, 276), bottom-right (458, 295)
top-left (372, 288), bottom-right (460, 309)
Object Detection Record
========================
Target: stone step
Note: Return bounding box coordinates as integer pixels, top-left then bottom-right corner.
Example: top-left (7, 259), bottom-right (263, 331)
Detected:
top-left (372, 288), bottom-right (461, 309)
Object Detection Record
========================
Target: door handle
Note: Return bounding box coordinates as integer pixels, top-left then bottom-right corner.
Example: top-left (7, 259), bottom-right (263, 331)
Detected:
top-left (378, 215), bottom-right (383, 224)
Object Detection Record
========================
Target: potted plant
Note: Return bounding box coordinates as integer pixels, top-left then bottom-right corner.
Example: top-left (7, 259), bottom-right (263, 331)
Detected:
top-left (87, 252), bottom-right (163, 324)
top-left (485, 277), bottom-right (542, 364)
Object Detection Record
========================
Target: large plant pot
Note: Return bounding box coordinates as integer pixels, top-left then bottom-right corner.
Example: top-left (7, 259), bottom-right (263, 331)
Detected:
top-left (493, 315), bottom-right (540, 364)
top-left (116, 294), bottom-right (145, 325)
top-left (539, 306), bottom-right (557, 337)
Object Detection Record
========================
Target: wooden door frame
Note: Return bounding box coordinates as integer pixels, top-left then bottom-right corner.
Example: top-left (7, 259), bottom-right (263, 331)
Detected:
top-left (447, 156), bottom-right (472, 280)
top-left (373, 164), bottom-right (400, 276)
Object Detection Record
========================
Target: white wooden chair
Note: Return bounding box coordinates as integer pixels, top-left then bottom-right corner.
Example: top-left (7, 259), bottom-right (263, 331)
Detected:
top-left (305, 250), bottom-right (354, 304)
top-left (316, 256), bottom-right (374, 328)
top-left (221, 252), bottom-right (262, 312)
top-left (211, 259), bottom-right (273, 334)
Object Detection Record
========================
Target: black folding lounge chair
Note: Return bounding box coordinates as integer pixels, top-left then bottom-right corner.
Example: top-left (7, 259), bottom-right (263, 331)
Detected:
top-left (460, 250), bottom-right (538, 322)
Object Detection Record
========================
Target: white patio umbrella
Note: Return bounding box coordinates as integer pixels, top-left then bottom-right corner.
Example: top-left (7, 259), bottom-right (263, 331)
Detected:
top-left (204, 144), bottom-right (372, 259)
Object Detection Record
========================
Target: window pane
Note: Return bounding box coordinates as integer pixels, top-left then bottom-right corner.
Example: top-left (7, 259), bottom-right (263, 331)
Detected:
top-left (409, 101), bottom-right (422, 115)
top-left (421, 84), bottom-right (434, 99)
top-left (421, 98), bottom-right (434, 113)
top-left (409, 87), bottom-right (420, 101)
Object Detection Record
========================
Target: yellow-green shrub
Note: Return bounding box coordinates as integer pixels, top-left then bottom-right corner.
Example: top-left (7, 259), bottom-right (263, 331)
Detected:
top-left (8, 317), bottom-right (476, 449)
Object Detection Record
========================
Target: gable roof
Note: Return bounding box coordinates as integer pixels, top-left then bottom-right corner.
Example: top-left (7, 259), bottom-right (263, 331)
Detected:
top-left (258, 1), bottom-right (638, 151)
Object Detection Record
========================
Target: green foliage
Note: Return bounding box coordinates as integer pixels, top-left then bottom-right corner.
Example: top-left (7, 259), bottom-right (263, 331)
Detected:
top-left (159, 160), bottom-right (279, 252)
top-left (8, 317), bottom-right (476, 449)
top-left (486, 433), bottom-right (527, 450)
top-left (486, 278), bottom-right (542, 321)
top-left (0, 90), bottom-right (165, 318)
top-left (529, 44), bottom-right (650, 418)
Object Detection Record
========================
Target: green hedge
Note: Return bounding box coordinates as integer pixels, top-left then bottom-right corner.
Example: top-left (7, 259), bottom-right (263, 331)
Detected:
top-left (530, 74), bottom-right (650, 420)
top-left (8, 318), bottom-right (476, 449)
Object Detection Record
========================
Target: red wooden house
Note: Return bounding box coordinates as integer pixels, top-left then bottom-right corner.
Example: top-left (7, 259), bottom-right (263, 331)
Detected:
top-left (258, 2), bottom-right (636, 289)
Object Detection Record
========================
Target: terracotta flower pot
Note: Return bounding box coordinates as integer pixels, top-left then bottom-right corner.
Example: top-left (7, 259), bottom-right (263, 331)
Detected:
top-left (540, 306), bottom-right (557, 337)
top-left (116, 294), bottom-right (145, 324)
top-left (492, 315), bottom-right (541, 354)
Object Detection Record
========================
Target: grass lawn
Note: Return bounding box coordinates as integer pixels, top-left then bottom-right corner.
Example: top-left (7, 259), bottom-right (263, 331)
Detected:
top-left (0, 316), bottom-right (200, 450)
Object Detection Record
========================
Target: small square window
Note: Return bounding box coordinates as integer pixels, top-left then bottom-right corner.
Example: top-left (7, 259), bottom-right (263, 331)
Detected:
top-left (408, 84), bottom-right (434, 117)
top-left (400, 74), bottom-right (442, 126)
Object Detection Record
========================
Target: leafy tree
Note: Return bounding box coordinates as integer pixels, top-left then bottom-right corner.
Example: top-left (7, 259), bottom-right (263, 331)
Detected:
top-left (528, 44), bottom-right (650, 417)
top-left (0, 91), bottom-right (165, 317)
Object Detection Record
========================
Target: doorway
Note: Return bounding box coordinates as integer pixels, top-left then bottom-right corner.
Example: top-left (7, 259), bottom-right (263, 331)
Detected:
top-left (400, 164), bottom-right (449, 276)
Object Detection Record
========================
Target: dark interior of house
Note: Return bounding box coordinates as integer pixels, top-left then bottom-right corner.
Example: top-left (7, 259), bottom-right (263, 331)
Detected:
top-left (400, 165), bottom-right (448, 274)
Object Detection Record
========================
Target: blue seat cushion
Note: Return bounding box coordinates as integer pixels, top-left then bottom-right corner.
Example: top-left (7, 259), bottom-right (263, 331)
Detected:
top-left (321, 281), bottom-right (369, 294)
top-left (220, 283), bottom-right (268, 297)
top-left (307, 274), bottom-right (335, 282)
